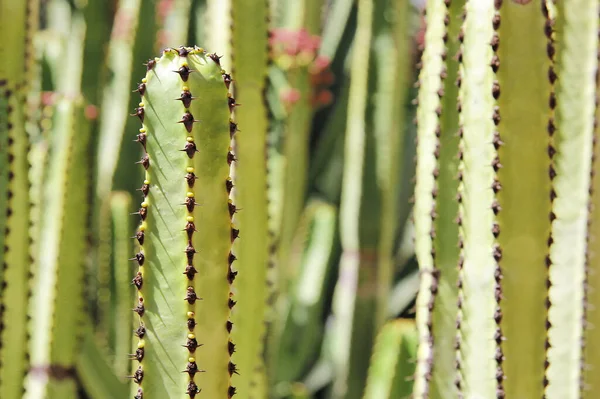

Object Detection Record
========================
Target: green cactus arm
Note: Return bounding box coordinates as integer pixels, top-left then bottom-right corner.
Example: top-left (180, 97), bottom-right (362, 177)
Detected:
top-left (95, 0), bottom-right (144, 198)
top-left (412, 0), bottom-right (449, 396)
top-left (26, 96), bottom-right (91, 399)
top-left (157, 0), bottom-right (193, 49)
top-left (0, 82), bottom-right (33, 398)
top-left (455, 1), bottom-right (497, 397)
top-left (547, 1), bottom-right (597, 397)
top-left (494, 2), bottom-right (553, 396)
top-left (129, 47), bottom-right (235, 399)
top-left (363, 320), bottom-right (417, 399)
top-left (275, 200), bottom-right (338, 384)
top-left (76, 328), bottom-right (129, 399)
top-left (229, 0), bottom-right (270, 396)
top-left (109, 192), bottom-right (134, 376)
top-left (375, 0), bottom-right (413, 328)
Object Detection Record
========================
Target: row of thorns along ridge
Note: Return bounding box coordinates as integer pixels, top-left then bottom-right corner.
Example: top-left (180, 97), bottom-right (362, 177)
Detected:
top-left (127, 46), bottom-right (240, 398)
top-left (417, 0), bottom-right (558, 397)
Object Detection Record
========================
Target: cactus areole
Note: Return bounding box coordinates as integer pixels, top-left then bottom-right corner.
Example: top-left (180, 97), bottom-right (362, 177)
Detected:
top-left (129, 46), bottom-right (238, 399)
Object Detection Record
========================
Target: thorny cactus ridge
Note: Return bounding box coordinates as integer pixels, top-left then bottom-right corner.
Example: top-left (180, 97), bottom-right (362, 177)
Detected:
top-left (128, 46), bottom-right (238, 399)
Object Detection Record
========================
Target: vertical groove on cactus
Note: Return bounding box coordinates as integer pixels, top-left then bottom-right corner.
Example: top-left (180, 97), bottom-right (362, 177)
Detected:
top-left (546, 1), bottom-right (597, 397)
top-left (129, 47), bottom-right (236, 398)
top-left (413, 0), bottom-right (454, 396)
top-left (492, 1), bottom-right (552, 396)
top-left (582, 5), bottom-right (600, 397)
top-left (455, 1), bottom-right (497, 397)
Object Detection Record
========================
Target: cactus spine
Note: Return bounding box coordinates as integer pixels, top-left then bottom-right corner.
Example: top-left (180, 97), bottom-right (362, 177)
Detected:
top-left (129, 47), bottom-right (238, 399)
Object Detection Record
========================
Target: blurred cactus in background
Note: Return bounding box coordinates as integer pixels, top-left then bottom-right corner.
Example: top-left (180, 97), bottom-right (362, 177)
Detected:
top-left (3, 0), bottom-right (600, 398)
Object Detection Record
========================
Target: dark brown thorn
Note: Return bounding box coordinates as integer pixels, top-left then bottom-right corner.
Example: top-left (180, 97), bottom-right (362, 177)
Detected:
top-left (184, 222), bottom-right (197, 240)
top-left (128, 366), bottom-right (144, 384)
top-left (228, 362), bottom-right (239, 376)
top-left (183, 360), bottom-right (202, 377)
top-left (223, 73), bottom-right (233, 89)
top-left (491, 55), bottom-right (500, 72)
top-left (128, 347), bottom-right (145, 362)
top-left (185, 287), bottom-right (199, 304)
top-left (181, 141), bottom-right (199, 158)
top-left (133, 83), bottom-right (146, 96)
top-left (230, 121), bottom-right (239, 138)
top-left (176, 90), bottom-right (195, 108)
top-left (183, 336), bottom-right (200, 352)
top-left (209, 53), bottom-right (223, 65)
top-left (130, 252), bottom-right (145, 266)
top-left (231, 227), bottom-right (240, 242)
top-left (132, 272), bottom-right (143, 289)
top-left (228, 386), bottom-right (237, 398)
top-left (131, 207), bottom-right (147, 221)
top-left (134, 388), bottom-right (143, 399)
top-left (183, 197), bottom-right (199, 212)
top-left (178, 112), bottom-right (200, 133)
top-left (228, 96), bottom-right (240, 111)
top-left (178, 46), bottom-right (190, 57)
top-left (227, 151), bottom-right (237, 165)
top-left (174, 65), bottom-right (193, 81)
top-left (135, 133), bottom-right (147, 150)
top-left (187, 381), bottom-right (200, 398)
top-left (130, 107), bottom-right (145, 122)
top-left (133, 230), bottom-right (145, 245)
top-left (138, 183), bottom-right (150, 196)
top-left (226, 320), bottom-right (233, 333)
top-left (184, 265), bottom-right (198, 280)
top-left (228, 341), bottom-right (236, 355)
top-left (226, 178), bottom-right (234, 194)
top-left (136, 154), bottom-right (150, 170)
top-left (492, 14), bottom-right (501, 30)
top-left (185, 172), bottom-right (197, 188)
top-left (133, 299), bottom-right (145, 316)
top-left (184, 244), bottom-right (197, 262)
top-left (229, 298), bottom-right (237, 309)
top-left (134, 324), bottom-right (146, 338)
top-left (144, 59), bottom-right (156, 71)
top-left (187, 317), bottom-right (196, 330)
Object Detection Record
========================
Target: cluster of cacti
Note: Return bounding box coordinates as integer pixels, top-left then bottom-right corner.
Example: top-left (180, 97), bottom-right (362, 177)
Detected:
top-left (8, 0), bottom-right (600, 398)
top-left (413, 0), bottom-right (600, 398)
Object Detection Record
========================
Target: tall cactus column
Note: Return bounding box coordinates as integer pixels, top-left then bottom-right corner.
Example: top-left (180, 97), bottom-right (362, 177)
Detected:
top-left (128, 47), bottom-right (238, 399)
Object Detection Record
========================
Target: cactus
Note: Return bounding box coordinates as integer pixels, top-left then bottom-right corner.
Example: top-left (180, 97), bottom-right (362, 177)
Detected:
top-left (230, 0), bottom-right (271, 396)
top-left (363, 320), bottom-right (418, 399)
top-left (413, 0), bottom-right (600, 398)
top-left (127, 46), bottom-right (237, 399)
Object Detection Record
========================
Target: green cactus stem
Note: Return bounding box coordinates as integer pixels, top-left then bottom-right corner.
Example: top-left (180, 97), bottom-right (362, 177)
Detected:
top-left (413, 0), bottom-right (463, 396)
top-left (547, 1), bottom-right (598, 397)
top-left (454, 1), bottom-right (497, 397)
top-left (156, 0), bottom-right (193, 49)
top-left (363, 320), bottom-right (418, 399)
top-left (230, 0), bottom-right (270, 396)
top-left (128, 46), bottom-right (236, 399)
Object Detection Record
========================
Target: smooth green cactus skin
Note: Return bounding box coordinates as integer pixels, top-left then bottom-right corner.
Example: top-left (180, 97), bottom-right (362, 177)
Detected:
top-left (230, 0), bottom-right (270, 396)
top-left (495, 3), bottom-right (553, 397)
top-left (130, 47), bottom-right (235, 399)
top-left (456, 1), bottom-right (497, 397)
top-left (547, 2), bottom-right (597, 397)
top-left (363, 320), bottom-right (417, 399)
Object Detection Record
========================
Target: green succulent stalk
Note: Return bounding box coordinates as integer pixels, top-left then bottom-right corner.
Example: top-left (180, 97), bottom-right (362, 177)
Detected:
top-left (363, 320), bottom-right (418, 399)
top-left (127, 46), bottom-right (238, 399)
top-left (0, 1), bottom-right (37, 397)
top-left (230, 0), bottom-right (271, 396)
